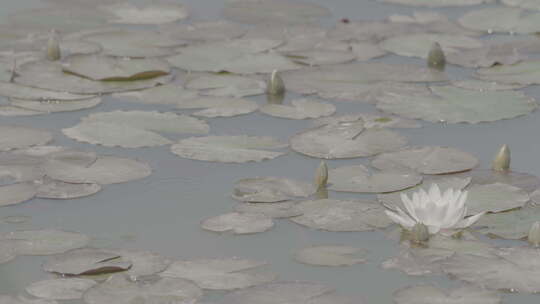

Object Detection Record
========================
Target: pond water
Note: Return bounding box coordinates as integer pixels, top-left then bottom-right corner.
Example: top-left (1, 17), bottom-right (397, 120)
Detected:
top-left (1, 0), bottom-right (540, 303)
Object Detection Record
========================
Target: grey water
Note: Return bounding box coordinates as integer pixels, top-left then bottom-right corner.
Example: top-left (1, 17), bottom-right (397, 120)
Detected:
top-left (0, 0), bottom-right (539, 303)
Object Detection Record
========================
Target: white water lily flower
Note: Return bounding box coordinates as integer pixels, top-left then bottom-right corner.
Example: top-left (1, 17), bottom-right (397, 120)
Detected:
top-left (385, 183), bottom-right (484, 234)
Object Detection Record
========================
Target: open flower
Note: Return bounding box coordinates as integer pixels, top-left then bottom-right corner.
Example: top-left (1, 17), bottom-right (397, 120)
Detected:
top-left (384, 183), bottom-right (484, 234)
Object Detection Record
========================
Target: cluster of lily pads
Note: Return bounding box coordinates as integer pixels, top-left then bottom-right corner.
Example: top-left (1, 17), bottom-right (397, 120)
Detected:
top-left (3, 0), bottom-right (540, 303)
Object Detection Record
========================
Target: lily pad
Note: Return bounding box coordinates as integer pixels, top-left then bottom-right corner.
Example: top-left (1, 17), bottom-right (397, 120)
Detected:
top-left (26, 278), bottom-right (97, 300)
top-left (0, 295), bottom-right (58, 304)
top-left (454, 169), bottom-right (540, 193)
top-left (290, 122), bottom-right (407, 159)
top-left (0, 241), bottom-right (17, 264)
top-left (376, 85), bottom-right (536, 124)
top-left (163, 21), bottom-right (247, 42)
top-left (63, 55), bottom-right (171, 81)
top-left (185, 74), bottom-right (266, 98)
top-left (0, 106), bottom-right (41, 117)
top-left (282, 63), bottom-right (448, 102)
top-left (83, 274), bottom-right (202, 304)
top-left (260, 99), bottom-right (335, 120)
top-left (201, 212), bottom-right (274, 235)
top-left (1, 229), bottom-right (89, 256)
top-left (10, 97), bottom-right (102, 114)
top-left (473, 207), bottom-right (540, 239)
top-left (452, 79), bottom-right (527, 91)
top-left (381, 33), bottom-right (483, 59)
top-left (313, 113), bottom-right (421, 129)
top-left (379, 0), bottom-right (493, 7)
top-left (104, 249), bottom-right (171, 277)
top-left (63, 111), bottom-right (209, 148)
top-left (171, 136), bottom-right (286, 163)
top-left (466, 183), bottom-right (529, 215)
top-left (234, 201), bottom-right (303, 218)
top-left (0, 126), bottom-right (52, 152)
top-left (502, 0), bottom-right (540, 10)
top-left (160, 258), bottom-right (276, 290)
top-left (285, 50), bottom-right (356, 66)
top-left (176, 97), bottom-right (259, 118)
top-left (441, 247), bottom-right (540, 293)
top-left (0, 81), bottom-right (94, 100)
top-left (393, 285), bottom-right (501, 304)
top-left (112, 84), bottom-right (198, 105)
top-left (42, 156), bottom-right (152, 185)
top-left (36, 178), bottom-right (102, 200)
top-left (328, 164), bottom-right (422, 193)
top-left (100, 2), bottom-right (188, 24)
top-left (43, 248), bottom-right (131, 276)
top-left (294, 245), bottom-right (368, 266)
top-left (223, 0), bottom-right (330, 25)
top-left (372, 146), bottom-right (479, 174)
top-left (232, 177), bottom-right (315, 203)
top-left (0, 183), bottom-right (37, 207)
top-left (459, 7), bottom-right (540, 34)
top-left (290, 199), bottom-right (393, 232)
top-left (476, 60), bottom-right (540, 85)
top-left (15, 60), bottom-right (173, 95)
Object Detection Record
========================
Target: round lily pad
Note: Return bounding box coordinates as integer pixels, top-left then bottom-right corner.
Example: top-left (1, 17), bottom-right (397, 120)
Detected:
top-left (36, 178), bottom-right (101, 200)
top-left (185, 74), bottom-right (266, 98)
top-left (454, 169), bottom-right (540, 193)
top-left (393, 285), bottom-right (501, 304)
top-left (381, 33), bottom-right (483, 59)
top-left (0, 183), bottom-right (37, 207)
top-left (104, 249), bottom-right (171, 278)
top-left (26, 278), bottom-right (97, 300)
top-left (10, 97), bottom-right (102, 114)
top-left (171, 136), bottom-right (287, 163)
top-left (376, 85), bottom-right (537, 124)
top-left (459, 7), bottom-right (540, 34)
top-left (0, 126), bottom-right (52, 152)
top-left (473, 207), bottom-right (540, 239)
top-left (466, 183), bottom-right (529, 215)
top-left (314, 113), bottom-right (421, 129)
top-left (43, 248), bottom-right (131, 276)
top-left (372, 146), bottom-right (479, 174)
top-left (163, 20), bottom-right (247, 42)
top-left (328, 164), bottom-right (422, 193)
top-left (112, 84), bottom-right (198, 105)
top-left (0, 81), bottom-right (93, 100)
top-left (285, 50), bottom-right (356, 66)
top-left (1, 229), bottom-right (90, 256)
top-left (260, 99), bottom-right (335, 120)
top-left (0, 241), bottom-right (17, 264)
top-left (502, 0), bottom-right (540, 10)
top-left (160, 258), bottom-right (276, 290)
top-left (476, 60), bottom-right (540, 85)
top-left (201, 212), bottom-right (274, 235)
top-left (100, 2), bottom-right (188, 24)
top-left (290, 199), bottom-right (393, 232)
top-left (233, 201), bottom-right (303, 218)
top-left (294, 245), bottom-right (368, 266)
top-left (379, 0), bottom-right (493, 7)
top-left (176, 97), bottom-right (259, 118)
top-left (232, 177), bottom-right (315, 203)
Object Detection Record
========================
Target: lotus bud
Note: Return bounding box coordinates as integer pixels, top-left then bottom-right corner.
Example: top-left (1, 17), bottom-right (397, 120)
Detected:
top-left (411, 222), bottom-right (430, 244)
top-left (267, 69), bottom-right (285, 96)
top-left (528, 221), bottom-right (540, 247)
top-left (314, 161), bottom-right (328, 190)
top-left (492, 144), bottom-right (510, 172)
top-left (427, 42), bottom-right (445, 71)
top-left (46, 30), bottom-right (61, 61)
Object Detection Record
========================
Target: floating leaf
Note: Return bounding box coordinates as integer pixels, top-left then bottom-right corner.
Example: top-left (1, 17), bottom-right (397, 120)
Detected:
top-left (328, 164), bottom-right (422, 193)
top-left (83, 274), bottom-right (202, 304)
top-left (290, 199), bottom-right (392, 232)
top-left (0, 241), bottom-right (17, 264)
top-left (473, 207), bottom-right (540, 239)
top-left (185, 74), bottom-right (266, 98)
top-left (162, 20), bottom-right (247, 42)
top-left (201, 212), bottom-right (274, 235)
top-left (100, 2), bottom-right (188, 24)
top-left (176, 97), bottom-right (259, 118)
top-left (223, 0), bottom-right (330, 25)
top-left (282, 63), bottom-right (447, 102)
top-left (260, 99), bottom-right (335, 120)
top-left (381, 33), bottom-right (483, 59)
top-left (10, 97), bottom-right (102, 114)
top-left (466, 183), bottom-right (529, 215)
top-left (1, 229), bottom-right (89, 256)
top-left (43, 248), bottom-right (131, 276)
top-left (377, 85), bottom-right (536, 124)
top-left (476, 60), bottom-right (540, 85)
top-left (285, 50), bottom-right (356, 66)
top-left (232, 177), bottom-right (315, 203)
top-left (454, 169), bottom-right (540, 193)
top-left (0, 295), bottom-right (58, 304)
top-left (0, 81), bottom-right (94, 100)
top-left (171, 136), bottom-right (286, 163)
top-left (372, 146), bottom-right (479, 174)
top-left (393, 285), bottom-right (501, 304)
top-left (234, 201), bottom-right (303, 218)
top-left (63, 55), bottom-right (170, 81)
top-left (0, 183), bottom-right (37, 207)
top-left (0, 126), bottom-right (52, 152)
top-left (26, 278), bottom-right (97, 300)
top-left (42, 156), bottom-right (151, 185)
top-left (63, 111), bottom-right (209, 148)
top-left (294, 245), bottom-right (367, 266)
top-left (379, 0), bottom-right (493, 7)
top-left (0, 106), bottom-right (40, 117)
top-left (442, 247), bottom-right (540, 293)
top-left (459, 7), bottom-right (540, 34)
top-left (452, 79), bottom-right (527, 91)
top-left (291, 122), bottom-right (407, 159)
top-left (35, 178), bottom-right (101, 200)
top-left (104, 249), bottom-right (171, 277)
top-left (15, 61), bottom-right (173, 94)
top-left (161, 258), bottom-right (276, 290)
top-left (313, 113), bottom-right (421, 129)
top-left (112, 84), bottom-right (198, 105)
top-left (502, 0), bottom-right (540, 10)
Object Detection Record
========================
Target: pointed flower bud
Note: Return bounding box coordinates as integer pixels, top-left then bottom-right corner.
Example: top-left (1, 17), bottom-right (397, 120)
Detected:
top-left (314, 161), bottom-right (328, 190)
top-left (492, 144), bottom-right (510, 172)
top-left (267, 69), bottom-right (285, 96)
top-left (528, 221), bottom-right (540, 247)
top-left (46, 30), bottom-right (61, 61)
top-left (411, 222), bottom-right (430, 244)
top-left (427, 42), bottom-right (445, 71)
